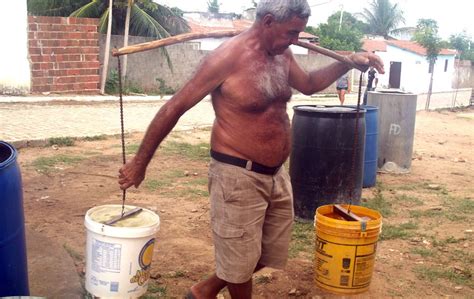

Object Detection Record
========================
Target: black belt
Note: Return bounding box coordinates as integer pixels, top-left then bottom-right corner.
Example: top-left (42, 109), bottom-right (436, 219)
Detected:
top-left (210, 150), bottom-right (281, 175)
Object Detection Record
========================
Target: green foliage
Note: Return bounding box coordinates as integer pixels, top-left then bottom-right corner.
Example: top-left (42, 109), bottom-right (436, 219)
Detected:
top-left (155, 78), bottom-right (175, 95)
top-left (413, 19), bottom-right (442, 65)
top-left (105, 70), bottom-right (120, 94)
top-left (207, 0), bottom-right (220, 14)
top-left (358, 0), bottom-right (405, 38)
top-left (449, 31), bottom-right (474, 62)
top-left (105, 70), bottom-right (144, 95)
top-left (27, 0), bottom-right (90, 16)
top-left (314, 12), bottom-right (363, 51)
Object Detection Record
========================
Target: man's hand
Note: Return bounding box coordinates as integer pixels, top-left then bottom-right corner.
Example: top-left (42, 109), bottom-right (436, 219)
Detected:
top-left (118, 157), bottom-right (146, 190)
top-left (350, 52), bottom-right (385, 74)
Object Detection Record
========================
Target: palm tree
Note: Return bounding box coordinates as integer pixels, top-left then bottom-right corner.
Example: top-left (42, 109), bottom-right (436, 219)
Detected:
top-left (358, 0), bottom-right (405, 38)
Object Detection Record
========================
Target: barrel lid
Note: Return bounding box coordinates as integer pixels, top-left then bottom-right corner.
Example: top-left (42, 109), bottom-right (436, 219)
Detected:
top-left (0, 141), bottom-right (17, 169)
top-left (293, 105), bottom-right (366, 114)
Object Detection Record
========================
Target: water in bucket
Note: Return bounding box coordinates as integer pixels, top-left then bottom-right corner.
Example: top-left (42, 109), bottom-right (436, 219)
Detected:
top-left (84, 205), bottom-right (160, 298)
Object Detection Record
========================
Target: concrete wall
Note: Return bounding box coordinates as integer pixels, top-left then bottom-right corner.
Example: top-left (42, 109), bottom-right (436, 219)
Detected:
top-left (416, 88), bottom-right (472, 110)
top-left (28, 16), bottom-right (100, 94)
top-left (453, 60), bottom-right (473, 89)
top-left (0, 0), bottom-right (30, 95)
top-left (100, 34), bottom-right (358, 94)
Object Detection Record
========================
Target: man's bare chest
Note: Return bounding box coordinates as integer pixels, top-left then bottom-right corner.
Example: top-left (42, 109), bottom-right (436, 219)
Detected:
top-left (219, 56), bottom-right (292, 111)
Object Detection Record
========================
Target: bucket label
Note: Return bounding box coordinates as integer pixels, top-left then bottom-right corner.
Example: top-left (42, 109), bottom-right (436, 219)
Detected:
top-left (130, 238), bottom-right (155, 286)
top-left (92, 239), bottom-right (122, 273)
top-left (315, 236), bottom-right (377, 289)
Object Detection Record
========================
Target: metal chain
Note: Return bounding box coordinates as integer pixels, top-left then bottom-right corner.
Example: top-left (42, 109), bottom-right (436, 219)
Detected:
top-left (117, 56), bottom-right (127, 217)
top-left (348, 71), bottom-right (365, 213)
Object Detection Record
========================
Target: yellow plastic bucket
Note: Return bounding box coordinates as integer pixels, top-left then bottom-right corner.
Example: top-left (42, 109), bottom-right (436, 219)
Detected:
top-left (314, 204), bottom-right (382, 294)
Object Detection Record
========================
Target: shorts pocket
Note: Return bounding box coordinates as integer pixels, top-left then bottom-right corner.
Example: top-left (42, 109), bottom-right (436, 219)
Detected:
top-left (212, 222), bottom-right (244, 239)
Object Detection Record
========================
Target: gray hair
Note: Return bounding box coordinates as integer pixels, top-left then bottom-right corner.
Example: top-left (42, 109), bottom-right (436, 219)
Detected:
top-left (256, 0), bottom-right (311, 22)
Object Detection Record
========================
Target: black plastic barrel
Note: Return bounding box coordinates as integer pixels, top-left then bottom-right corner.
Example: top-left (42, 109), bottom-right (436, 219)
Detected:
top-left (0, 141), bottom-right (29, 296)
top-left (290, 106), bottom-right (366, 220)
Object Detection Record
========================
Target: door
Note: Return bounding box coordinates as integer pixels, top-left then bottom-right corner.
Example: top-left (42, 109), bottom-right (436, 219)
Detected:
top-left (389, 61), bottom-right (402, 89)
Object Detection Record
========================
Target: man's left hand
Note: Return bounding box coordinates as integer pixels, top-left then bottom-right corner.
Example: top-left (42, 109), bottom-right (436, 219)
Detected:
top-left (350, 52), bottom-right (385, 74)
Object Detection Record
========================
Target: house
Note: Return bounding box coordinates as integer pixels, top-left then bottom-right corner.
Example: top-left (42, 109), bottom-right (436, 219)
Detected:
top-left (184, 12), bottom-right (317, 55)
top-left (363, 37), bottom-right (457, 93)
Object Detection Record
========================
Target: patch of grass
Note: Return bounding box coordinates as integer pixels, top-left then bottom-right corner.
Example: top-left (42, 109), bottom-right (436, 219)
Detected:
top-left (380, 222), bottom-right (418, 240)
top-left (32, 155), bottom-right (83, 173)
top-left (63, 244), bottom-right (83, 261)
top-left (144, 281), bottom-right (167, 297)
top-left (414, 265), bottom-right (473, 287)
top-left (83, 135), bottom-right (108, 141)
top-left (410, 247), bottom-right (435, 258)
top-left (432, 236), bottom-right (462, 247)
top-left (183, 177), bottom-right (209, 187)
top-left (255, 275), bottom-right (272, 284)
top-left (362, 183), bottom-right (392, 217)
top-left (145, 179), bottom-right (172, 191)
top-left (126, 143), bottom-right (140, 154)
top-left (289, 220), bottom-right (314, 258)
top-left (49, 137), bottom-right (75, 147)
top-left (451, 198), bottom-right (474, 214)
top-left (409, 209), bottom-right (443, 219)
top-left (163, 270), bottom-right (186, 278)
top-left (395, 194), bottom-right (424, 206)
top-left (451, 250), bottom-right (474, 264)
top-left (161, 141), bottom-right (210, 162)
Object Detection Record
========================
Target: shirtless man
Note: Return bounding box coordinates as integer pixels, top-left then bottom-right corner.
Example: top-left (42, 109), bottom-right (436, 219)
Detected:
top-left (118, 1), bottom-right (384, 298)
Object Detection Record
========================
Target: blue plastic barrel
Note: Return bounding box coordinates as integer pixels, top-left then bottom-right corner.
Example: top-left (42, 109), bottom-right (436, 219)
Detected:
top-left (0, 141), bottom-right (29, 296)
top-left (362, 106), bottom-right (379, 187)
top-left (346, 105), bottom-right (379, 187)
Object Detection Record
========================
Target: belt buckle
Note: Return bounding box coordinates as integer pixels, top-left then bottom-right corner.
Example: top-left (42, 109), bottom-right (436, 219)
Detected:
top-left (245, 160), bottom-right (252, 171)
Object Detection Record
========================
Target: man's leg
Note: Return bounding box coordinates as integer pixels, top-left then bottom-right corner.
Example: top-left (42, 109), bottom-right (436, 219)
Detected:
top-left (189, 264), bottom-right (265, 298)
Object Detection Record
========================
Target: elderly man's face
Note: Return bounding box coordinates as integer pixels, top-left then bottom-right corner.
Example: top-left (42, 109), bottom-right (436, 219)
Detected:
top-left (266, 16), bottom-right (308, 56)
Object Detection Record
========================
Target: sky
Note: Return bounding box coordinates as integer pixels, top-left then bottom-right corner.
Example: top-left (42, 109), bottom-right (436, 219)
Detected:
top-left (157, 0), bottom-right (473, 39)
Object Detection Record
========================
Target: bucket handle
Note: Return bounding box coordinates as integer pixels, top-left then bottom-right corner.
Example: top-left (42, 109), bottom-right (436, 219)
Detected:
top-left (360, 220), bottom-right (367, 237)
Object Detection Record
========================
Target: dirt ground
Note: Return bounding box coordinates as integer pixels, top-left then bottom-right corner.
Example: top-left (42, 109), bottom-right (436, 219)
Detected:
top-left (17, 107), bottom-right (473, 298)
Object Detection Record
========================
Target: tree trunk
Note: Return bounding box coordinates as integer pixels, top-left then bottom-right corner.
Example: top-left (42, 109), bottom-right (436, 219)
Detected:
top-left (122, 1), bottom-right (132, 81)
top-left (100, 0), bottom-right (113, 95)
top-left (425, 62), bottom-right (434, 110)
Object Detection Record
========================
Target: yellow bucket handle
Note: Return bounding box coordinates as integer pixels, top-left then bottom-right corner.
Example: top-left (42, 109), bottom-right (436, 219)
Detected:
top-left (360, 220), bottom-right (367, 237)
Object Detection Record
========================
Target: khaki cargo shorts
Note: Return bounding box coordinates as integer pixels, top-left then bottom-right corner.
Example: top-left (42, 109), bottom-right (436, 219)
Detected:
top-left (208, 158), bottom-right (294, 284)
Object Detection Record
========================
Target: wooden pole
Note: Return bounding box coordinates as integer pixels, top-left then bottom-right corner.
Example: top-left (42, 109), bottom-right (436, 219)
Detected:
top-left (100, 0), bottom-right (113, 95)
top-left (112, 30), bottom-right (243, 57)
top-left (112, 31), bottom-right (367, 72)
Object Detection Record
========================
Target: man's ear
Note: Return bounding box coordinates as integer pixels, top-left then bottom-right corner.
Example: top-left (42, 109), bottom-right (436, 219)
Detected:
top-left (262, 14), bottom-right (276, 28)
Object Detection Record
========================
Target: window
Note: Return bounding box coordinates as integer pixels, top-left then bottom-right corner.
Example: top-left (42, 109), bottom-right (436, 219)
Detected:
top-left (444, 59), bottom-right (448, 72)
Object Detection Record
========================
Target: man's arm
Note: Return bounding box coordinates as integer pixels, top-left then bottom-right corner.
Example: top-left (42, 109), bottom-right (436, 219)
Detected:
top-left (288, 51), bottom-right (384, 95)
top-left (118, 50), bottom-right (232, 190)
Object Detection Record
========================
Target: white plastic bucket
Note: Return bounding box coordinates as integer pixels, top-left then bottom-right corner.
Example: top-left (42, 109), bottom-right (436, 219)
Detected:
top-left (85, 205), bottom-right (160, 298)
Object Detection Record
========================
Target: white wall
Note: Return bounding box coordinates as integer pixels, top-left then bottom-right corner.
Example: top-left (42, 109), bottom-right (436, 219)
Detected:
top-left (376, 45), bottom-right (456, 94)
top-left (0, 0), bottom-right (30, 95)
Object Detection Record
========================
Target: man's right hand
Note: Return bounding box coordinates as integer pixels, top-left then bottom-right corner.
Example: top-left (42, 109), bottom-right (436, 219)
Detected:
top-left (118, 157), bottom-right (146, 190)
